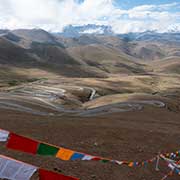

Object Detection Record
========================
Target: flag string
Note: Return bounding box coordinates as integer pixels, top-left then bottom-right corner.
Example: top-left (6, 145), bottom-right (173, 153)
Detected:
top-left (160, 154), bottom-right (180, 179)
top-left (0, 129), bottom-right (157, 167)
top-left (1, 128), bottom-right (180, 179)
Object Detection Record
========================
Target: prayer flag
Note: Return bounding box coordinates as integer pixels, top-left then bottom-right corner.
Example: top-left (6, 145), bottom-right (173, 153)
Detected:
top-left (0, 129), bottom-right (9, 142)
top-left (56, 148), bottom-right (74, 161)
top-left (133, 162), bottom-right (139, 167)
top-left (71, 153), bottom-right (84, 160)
top-left (6, 133), bottom-right (39, 154)
top-left (101, 159), bottom-right (109, 163)
top-left (114, 160), bottom-right (123, 165)
top-left (0, 155), bottom-right (37, 180)
top-left (82, 155), bottom-right (94, 161)
top-left (92, 157), bottom-right (101, 161)
top-left (39, 169), bottom-right (79, 180)
top-left (128, 162), bottom-right (134, 167)
top-left (168, 163), bottom-right (175, 170)
top-left (37, 143), bottom-right (59, 156)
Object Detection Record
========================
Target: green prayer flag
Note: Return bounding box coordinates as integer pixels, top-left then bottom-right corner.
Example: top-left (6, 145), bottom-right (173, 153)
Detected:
top-left (37, 143), bottom-right (59, 156)
top-left (101, 159), bottom-right (109, 163)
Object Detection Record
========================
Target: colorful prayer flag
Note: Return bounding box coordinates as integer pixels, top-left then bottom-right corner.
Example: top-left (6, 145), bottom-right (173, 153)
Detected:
top-left (0, 155), bottom-right (37, 180)
top-left (114, 160), bottom-right (124, 165)
top-left (101, 159), bottom-right (109, 163)
top-left (82, 155), bottom-right (94, 161)
top-left (0, 129), bottom-right (9, 142)
top-left (70, 153), bottom-right (84, 160)
top-left (92, 157), bottom-right (101, 161)
top-left (128, 162), bottom-right (134, 167)
top-left (39, 169), bottom-right (79, 180)
top-left (56, 148), bottom-right (74, 161)
top-left (37, 143), bottom-right (59, 156)
top-left (6, 133), bottom-right (39, 154)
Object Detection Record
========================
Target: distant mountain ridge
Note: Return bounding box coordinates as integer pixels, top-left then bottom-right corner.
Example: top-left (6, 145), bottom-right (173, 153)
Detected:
top-left (1, 27), bottom-right (180, 44)
top-left (55, 24), bottom-right (180, 40)
top-left (56, 24), bottom-right (114, 37)
top-left (120, 31), bottom-right (180, 43)
top-left (53, 25), bottom-right (180, 48)
top-left (0, 28), bottom-right (179, 78)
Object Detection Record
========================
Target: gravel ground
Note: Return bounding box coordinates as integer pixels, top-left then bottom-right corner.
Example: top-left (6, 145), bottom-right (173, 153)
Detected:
top-left (0, 95), bottom-right (179, 180)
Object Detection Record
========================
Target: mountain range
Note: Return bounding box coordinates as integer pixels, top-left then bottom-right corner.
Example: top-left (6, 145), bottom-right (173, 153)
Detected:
top-left (0, 27), bottom-right (179, 79)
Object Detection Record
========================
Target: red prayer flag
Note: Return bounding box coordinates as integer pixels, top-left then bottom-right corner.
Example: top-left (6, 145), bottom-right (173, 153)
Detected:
top-left (39, 169), bottom-right (79, 180)
top-left (92, 157), bottom-right (101, 161)
top-left (6, 133), bottom-right (39, 154)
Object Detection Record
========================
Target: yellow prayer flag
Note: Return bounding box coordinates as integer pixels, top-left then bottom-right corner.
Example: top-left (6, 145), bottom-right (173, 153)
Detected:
top-left (128, 162), bottom-right (134, 167)
top-left (56, 148), bottom-right (74, 161)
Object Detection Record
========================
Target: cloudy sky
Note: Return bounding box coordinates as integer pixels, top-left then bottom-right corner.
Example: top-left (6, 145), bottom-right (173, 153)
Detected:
top-left (0, 0), bottom-right (179, 33)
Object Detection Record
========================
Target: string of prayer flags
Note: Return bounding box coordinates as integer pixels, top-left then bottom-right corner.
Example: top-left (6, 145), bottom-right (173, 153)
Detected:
top-left (160, 154), bottom-right (180, 179)
top-left (0, 129), bottom-right (9, 142)
top-left (0, 155), bottom-right (37, 180)
top-left (0, 154), bottom-right (79, 180)
top-left (168, 162), bottom-right (180, 175)
top-left (164, 151), bottom-right (180, 160)
top-left (2, 128), bottom-right (180, 180)
top-left (4, 131), bottom-right (157, 167)
top-left (0, 128), bottom-right (172, 168)
top-left (7, 133), bottom-right (39, 155)
top-left (166, 163), bottom-right (180, 178)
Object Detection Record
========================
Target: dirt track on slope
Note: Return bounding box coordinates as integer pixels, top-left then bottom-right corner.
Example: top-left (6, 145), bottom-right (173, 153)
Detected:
top-left (0, 80), bottom-right (166, 116)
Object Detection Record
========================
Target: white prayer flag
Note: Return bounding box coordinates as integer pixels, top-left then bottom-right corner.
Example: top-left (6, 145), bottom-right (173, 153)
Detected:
top-left (82, 155), bottom-right (94, 160)
top-left (168, 163), bottom-right (175, 170)
top-left (0, 129), bottom-right (9, 142)
top-left (115, 160), bottom-right (123, 165)
top-left (0, 155), bottom-right (37, 180)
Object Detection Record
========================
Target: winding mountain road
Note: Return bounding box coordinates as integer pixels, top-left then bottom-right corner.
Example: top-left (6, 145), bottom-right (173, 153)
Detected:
top-left (0, 83), bottom-right (165, 116)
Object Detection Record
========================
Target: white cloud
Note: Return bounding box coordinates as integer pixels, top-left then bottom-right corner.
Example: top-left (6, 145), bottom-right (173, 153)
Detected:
top-left (0, 0), bottom-right (179, 33)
